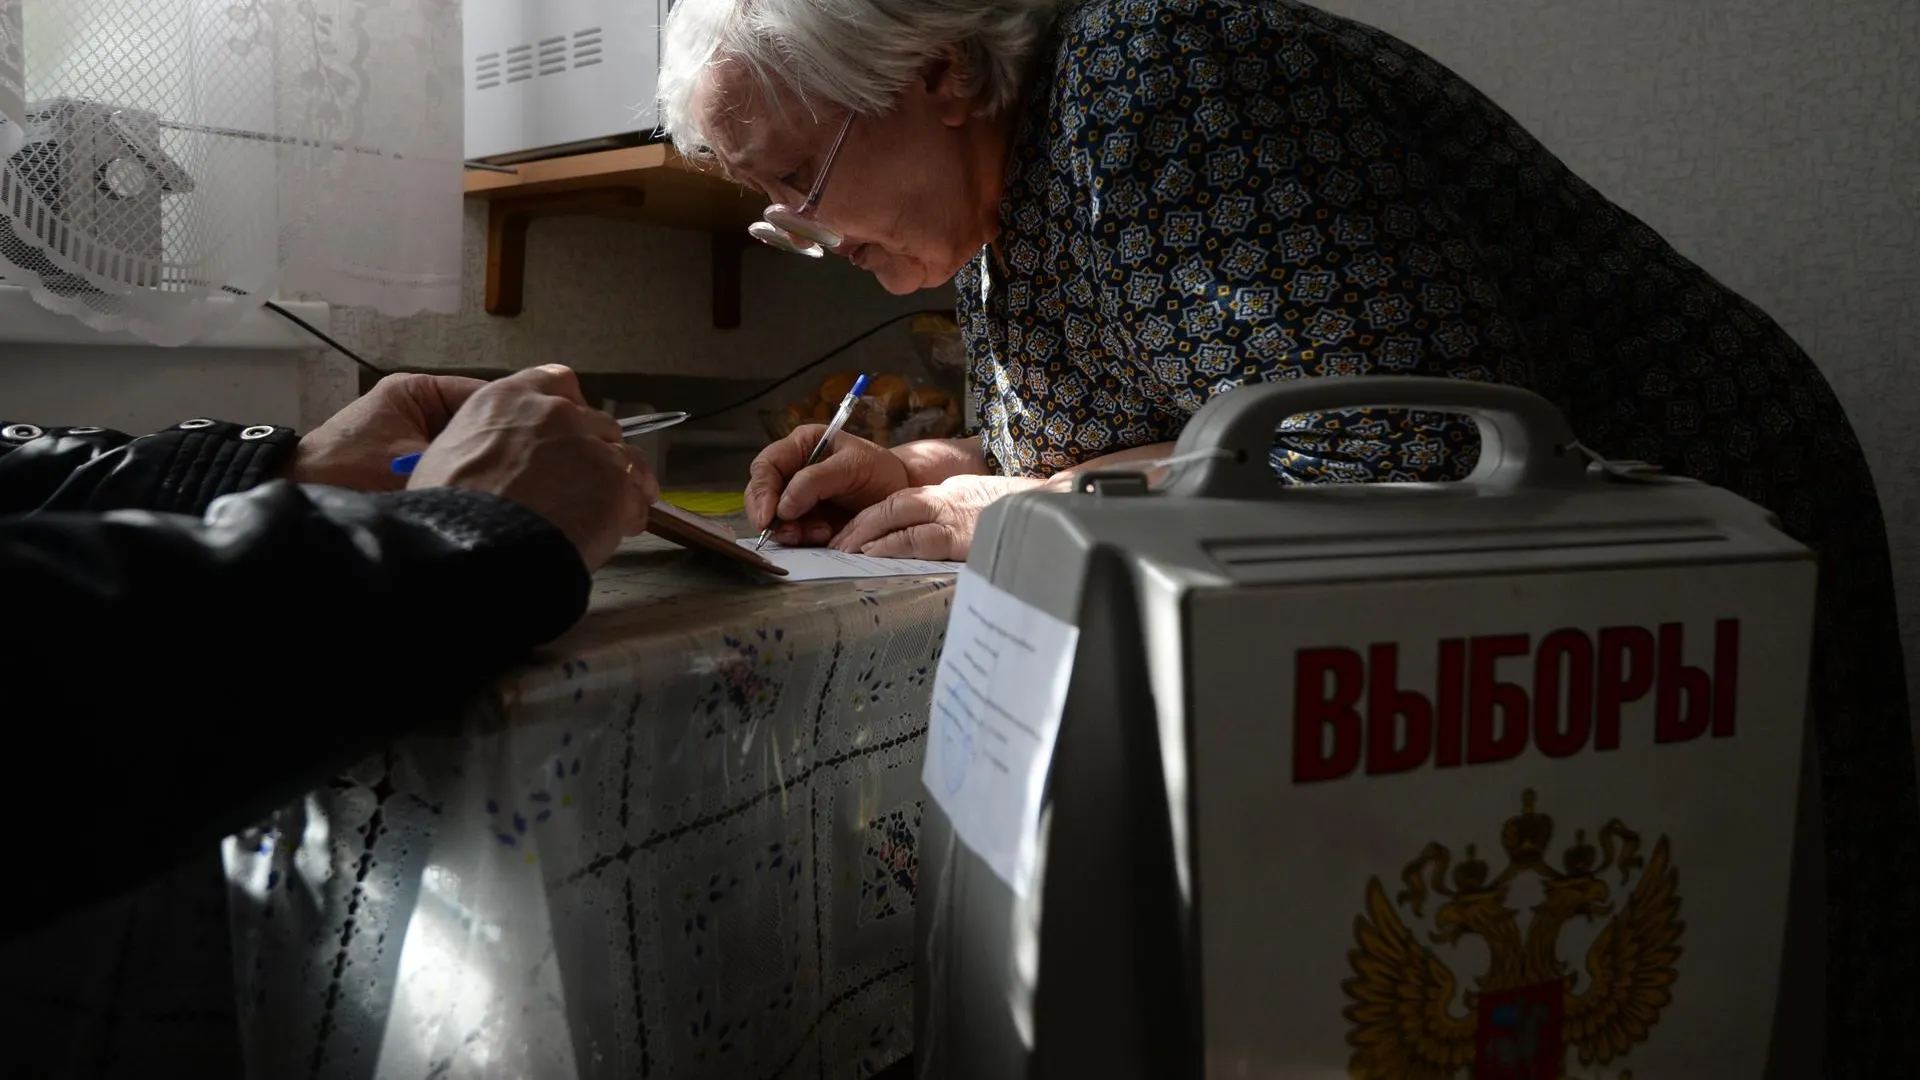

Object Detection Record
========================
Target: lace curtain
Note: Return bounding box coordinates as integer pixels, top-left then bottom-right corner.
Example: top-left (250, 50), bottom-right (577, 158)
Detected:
top-left (0, 0), bottom-right (461, 346)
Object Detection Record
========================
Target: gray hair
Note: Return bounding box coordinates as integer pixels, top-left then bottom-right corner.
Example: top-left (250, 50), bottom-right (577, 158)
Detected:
top-left (657, 0), bottom-right (1063, 159)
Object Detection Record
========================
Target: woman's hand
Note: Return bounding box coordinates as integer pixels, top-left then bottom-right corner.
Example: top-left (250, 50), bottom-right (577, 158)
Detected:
top-left (745, 426), bottom-right (912, 546)
top-left (829, 474), bottom-right (1046, 561)
top-left (821, 439), bottom-right (1180, 560)
top-left (288, 372), bottom-right (491, 491)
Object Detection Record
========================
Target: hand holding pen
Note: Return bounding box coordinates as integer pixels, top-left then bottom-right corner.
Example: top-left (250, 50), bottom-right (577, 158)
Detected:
top-left (393, 365), bottom-right (661, 571)
top-left (391, 410), bottom-right (690, 475)
top-left (753, 373), bottom-right (872, 550)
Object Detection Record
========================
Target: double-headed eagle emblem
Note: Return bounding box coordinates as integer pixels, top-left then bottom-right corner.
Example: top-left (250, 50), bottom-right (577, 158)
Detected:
top-left (1343, 790), bottom-right (1685, 1079)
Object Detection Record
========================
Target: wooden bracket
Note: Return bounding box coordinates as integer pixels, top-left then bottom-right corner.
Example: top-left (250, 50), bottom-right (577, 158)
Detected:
top-left (468, 145), bottom-right (766, 330)
top-left (484, 190), bottom-right (649, 317)
top-left (483, 189), bottom-right (749, 331)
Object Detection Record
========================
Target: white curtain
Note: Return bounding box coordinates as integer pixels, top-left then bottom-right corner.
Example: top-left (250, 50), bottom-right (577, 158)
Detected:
top-left (0, 0), bottom-right (461, 346)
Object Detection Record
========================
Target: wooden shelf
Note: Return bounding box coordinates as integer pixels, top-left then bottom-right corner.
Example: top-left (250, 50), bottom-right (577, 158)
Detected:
top-left (464, 144), bottom-right (767, 328)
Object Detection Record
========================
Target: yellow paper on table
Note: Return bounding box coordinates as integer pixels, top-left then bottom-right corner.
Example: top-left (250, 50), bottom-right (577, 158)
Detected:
top-left (661, 490), bottom-right (746, 516)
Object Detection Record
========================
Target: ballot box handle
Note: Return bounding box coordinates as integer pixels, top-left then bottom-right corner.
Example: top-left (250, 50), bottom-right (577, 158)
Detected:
top-left (1165, 375), bottom-right (1587, 499)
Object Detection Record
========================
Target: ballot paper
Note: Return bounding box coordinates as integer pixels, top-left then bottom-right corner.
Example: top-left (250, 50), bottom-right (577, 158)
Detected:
top-left (742, 540), bottom-right (963, 581)
top-left (921, 567), bottom-right (1081, 896)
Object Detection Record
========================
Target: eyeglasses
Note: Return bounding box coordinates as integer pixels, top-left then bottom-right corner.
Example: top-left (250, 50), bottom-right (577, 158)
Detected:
top-left (747, 113), bottom-right (854, 258)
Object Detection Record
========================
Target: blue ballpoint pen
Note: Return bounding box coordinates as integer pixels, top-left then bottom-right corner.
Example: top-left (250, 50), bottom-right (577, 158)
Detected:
top-left (756, 373), bottom-right (870, 551)
top-left (389, 410), bottom-right (691, 475)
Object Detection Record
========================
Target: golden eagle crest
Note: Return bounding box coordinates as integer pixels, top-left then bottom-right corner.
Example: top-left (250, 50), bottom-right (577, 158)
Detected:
top-left (1342, 789), bottom-right (1684, 1080)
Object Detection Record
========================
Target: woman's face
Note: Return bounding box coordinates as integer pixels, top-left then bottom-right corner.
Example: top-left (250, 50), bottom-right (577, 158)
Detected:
top-left (695, 59), bottom-right (1007, 295)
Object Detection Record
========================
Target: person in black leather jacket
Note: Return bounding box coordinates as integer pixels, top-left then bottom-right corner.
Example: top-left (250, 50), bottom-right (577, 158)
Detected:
top-left (1, 363), bottom-right (657, 938)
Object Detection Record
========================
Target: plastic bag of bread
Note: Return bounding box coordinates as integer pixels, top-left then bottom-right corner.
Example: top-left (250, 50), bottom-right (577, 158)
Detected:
top-left (764, 370), bottom-right (962, 447)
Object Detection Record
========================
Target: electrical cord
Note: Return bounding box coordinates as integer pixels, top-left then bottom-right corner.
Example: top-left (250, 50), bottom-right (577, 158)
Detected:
top-left (261, 300), bottom-right (947, 422)
top-left (264, 300), bottom-right (385, 377)
top-left (686, 309), bottom-right (940, 421)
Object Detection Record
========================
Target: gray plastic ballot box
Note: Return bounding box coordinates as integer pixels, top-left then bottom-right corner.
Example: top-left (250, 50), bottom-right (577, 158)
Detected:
top-left (913, 376), bottom-right (1819, 1080)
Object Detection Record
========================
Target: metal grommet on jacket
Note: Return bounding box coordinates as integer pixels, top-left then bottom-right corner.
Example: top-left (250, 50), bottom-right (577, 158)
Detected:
top-left (178, 418), bottom-right (216, 430)
top-left (239, 425), bottom-right (275, 441)
top-left (3, 423), bottom-right (44, 442)
top-left (65, 426), bottom-right (102, 435)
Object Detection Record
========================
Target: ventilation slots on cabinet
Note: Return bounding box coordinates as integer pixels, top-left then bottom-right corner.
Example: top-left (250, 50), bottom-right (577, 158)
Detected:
top-left (463, 0), bottom-right (667, 164)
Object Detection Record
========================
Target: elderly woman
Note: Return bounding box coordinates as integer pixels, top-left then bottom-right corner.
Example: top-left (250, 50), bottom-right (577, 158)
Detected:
top-left (659, 0), bottom-right (1915, 1068)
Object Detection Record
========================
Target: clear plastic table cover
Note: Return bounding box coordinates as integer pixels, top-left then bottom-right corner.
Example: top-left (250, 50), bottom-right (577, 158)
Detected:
top-left (4, 529), bottom-right (952, 1080)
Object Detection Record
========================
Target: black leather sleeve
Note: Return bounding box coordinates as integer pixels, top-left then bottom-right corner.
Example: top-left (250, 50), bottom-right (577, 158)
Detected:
top-left (0, 417), bottom-right (302, 516)
top-left (0, 427), bottom-right (595, 937)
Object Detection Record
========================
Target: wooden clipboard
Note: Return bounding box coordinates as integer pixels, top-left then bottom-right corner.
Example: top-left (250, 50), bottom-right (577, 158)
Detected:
top-left (645, 500), bottom-right (789, 577)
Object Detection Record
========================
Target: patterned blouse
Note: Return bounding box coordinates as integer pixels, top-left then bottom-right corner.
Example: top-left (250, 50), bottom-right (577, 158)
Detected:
top-left (957, 0), bottom-right (1919, 1068)
top-left (958, 0), bottom-right (1517, 482)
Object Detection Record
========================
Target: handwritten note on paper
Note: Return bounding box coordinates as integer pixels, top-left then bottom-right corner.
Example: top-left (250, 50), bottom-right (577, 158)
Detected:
top-left (921, 567), bottom-right (1081, 896)
top-left (740, 540), bottom-right (964, 581)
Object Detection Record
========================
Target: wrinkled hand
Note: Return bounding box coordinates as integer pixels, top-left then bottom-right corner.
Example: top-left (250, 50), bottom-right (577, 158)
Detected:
top-left (745, 426), bottom-right (909, 546)
top-left (829, 474), bottom-right (1043, 561)
top-left (288, 372), bottom-right (491, 491)
top-left (406, 364), bottom-right (658, 570)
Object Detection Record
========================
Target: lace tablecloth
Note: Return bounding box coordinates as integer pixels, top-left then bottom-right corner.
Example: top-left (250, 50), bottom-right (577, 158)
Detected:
top-left (7, 530), bottom-right (951, 1080)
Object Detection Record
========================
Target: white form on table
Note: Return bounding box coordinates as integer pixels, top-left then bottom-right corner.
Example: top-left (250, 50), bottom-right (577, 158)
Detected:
top-left (739, 540), bottom-right (964, 581)
top-left (920, 567), bottom-right (1081, 896)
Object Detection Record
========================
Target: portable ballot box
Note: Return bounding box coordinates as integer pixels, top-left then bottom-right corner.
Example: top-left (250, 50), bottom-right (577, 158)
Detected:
top-left (913, 377), bottom-right (1819, 1080)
